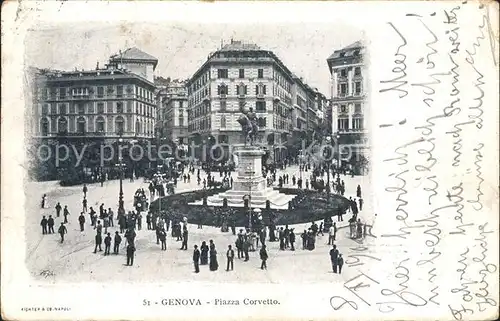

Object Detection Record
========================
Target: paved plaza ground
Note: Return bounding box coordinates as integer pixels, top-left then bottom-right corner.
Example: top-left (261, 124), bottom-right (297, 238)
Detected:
top-left (25, 166), bottom-right (375, 284)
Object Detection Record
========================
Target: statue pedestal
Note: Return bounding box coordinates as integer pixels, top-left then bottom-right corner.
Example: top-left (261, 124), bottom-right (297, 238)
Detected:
top-left (203, 145), bottom-right (295, 209)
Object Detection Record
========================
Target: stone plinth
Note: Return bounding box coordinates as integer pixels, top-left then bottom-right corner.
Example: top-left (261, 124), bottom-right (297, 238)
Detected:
top-left (199, 145), bottom-right (295, 209)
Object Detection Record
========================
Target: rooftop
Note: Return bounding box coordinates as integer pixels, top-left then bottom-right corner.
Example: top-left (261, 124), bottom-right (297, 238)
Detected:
top-left (327, 41), bottom-right (364, 60)
top-left (109, 47), bottom-right (158, 65)
top-left (219, 40), bottom-right (261, 52)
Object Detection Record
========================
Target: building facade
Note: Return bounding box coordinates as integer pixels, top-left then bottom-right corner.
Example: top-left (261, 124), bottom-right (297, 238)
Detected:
top-left (186, 40), bottom-right (324, 163)
top-left (160, 80), bottom-right (188, 144)
top-left (327, 41), bottom-right (368, 173)
top-left (31, 47), bottom-right (158, 179)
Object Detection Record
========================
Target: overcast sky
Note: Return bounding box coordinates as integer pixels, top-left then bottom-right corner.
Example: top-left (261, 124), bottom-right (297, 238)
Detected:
top-left (25, 22), bottom-right (363, 95)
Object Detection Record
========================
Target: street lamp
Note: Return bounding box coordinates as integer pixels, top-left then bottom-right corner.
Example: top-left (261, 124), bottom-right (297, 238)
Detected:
top-left (245, 164), bottom-right (254, 231)
top-left (336, 133), bottom-right (341, 169)
top-left (117, 131), bottom-right (125, 216)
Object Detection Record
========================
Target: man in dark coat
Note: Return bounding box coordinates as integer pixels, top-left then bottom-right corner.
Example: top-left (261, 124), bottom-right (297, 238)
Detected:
top-left (119, 215), bottom-right (126, 233)
top-left (63, 206), bottom-right (70, 224)
top-left (226, 245), bottom-right (235, 271)
top-left (40, 216), bottom-right (48, 235)
top-left (126, 244), bottom-right (136, 266)
top-left (180, 226), bottom-right (188, 250)
top-left (55, 202), bottom-right (62, 218)
top-left (47, 215), bottom-right (55, 234)
top-left (289, 228), bottom-right (296, 251)
top-left (193, 245), bottom-right (200, 273)
top-left (83, 184), bottom-right (88, 198)
top-left (78, 212), bottom-right (86, 231)
top-left (338, 254), bottom-right (344, 274)
top-left (259, 245), bottom-right (268, 270)
top-left (330, 245), bottom-right (339, 273)
top-left (104, 232), bottom-right (112, 255)
top-left (113, 231), bottom-right (122, 254)
top-left (359, 198), bottom-right (363, 211)
top-left (58, 222), bottom-right (67, 243)
top-left (159, 228), bottom-right (167, 251)
top-left (82, 198), bottom-right (87, 213)
top-left (94, 231), bottom-right (103, 253)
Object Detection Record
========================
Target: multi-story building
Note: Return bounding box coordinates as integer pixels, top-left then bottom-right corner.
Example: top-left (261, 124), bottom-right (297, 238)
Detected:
top-left (327, 41), bottom-right (368, 173)
top-left (31, 47), bottom-right (158, 178)
top-left (160, 80), bottom-right (188, 145)
top-left (186, 39), bottom-right (325, 163)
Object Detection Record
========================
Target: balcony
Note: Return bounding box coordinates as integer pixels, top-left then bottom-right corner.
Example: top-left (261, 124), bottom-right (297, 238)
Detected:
top-left (203, 97), bottom-right (211, 102)
top-left (257, 93), bottom-right (265, 99)
top-left (219, 94), bottom-right (227, 99)
top-left (238, 94), bottom-right (246, 99)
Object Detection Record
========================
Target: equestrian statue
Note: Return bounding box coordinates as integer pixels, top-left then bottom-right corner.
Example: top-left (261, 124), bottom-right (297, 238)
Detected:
top-left (237, 103), bottom-right (259, 146)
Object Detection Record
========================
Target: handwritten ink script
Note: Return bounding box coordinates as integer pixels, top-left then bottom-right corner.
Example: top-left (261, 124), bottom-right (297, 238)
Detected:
top-left (374, 2), bottom-right (499, 320)
top-left (327, 2), bottom-right (498, 320)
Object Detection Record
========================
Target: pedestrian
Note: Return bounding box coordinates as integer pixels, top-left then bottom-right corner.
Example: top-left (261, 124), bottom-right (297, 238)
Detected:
top-left (62, 206), bottom-right (70, 223)
top-left (40, 216), bottom-right (48, 235)
top-left (338, 253), bottom-right (344, 274)
top-left (89, 207), bottom-right (96, 226)
top-left (82, 198), bottom-right (87, 213)
top-left (137, 212), bottom-right (142, 231)
top-left (289, 228), bottom-right (295, 251)
top-left (181, 226), bottom-right (188, 250)
top-left (243, 236), bottom-right (250, 261)
top-left (95, 220), bottom-right (102, 235)
top-left (58, 222), bottom-right (67, 243)
top-left (113, 231), bottom-right (122, 254)
top-left (55, 202), bottom-right (62, 218)
top-left (104, 232), bottom-right (112, 255)
top-left (209, 244), bottom-right (219, 271)
top-left (356, 218), bottom-right (363, 239)
top-left (78, 212), bottom-right (86, 231)
top-left (41, 194), bottom-right (47, 208)
top-left (226, 245), bottom-right (235, 271)
top-left (359, 198), bottom-right (363, 211)
top-left (47, 215), bottom-right (55, 234)
top-left (146, 212), bottom-right (152, 230)
top-left (83, 184), bottom-right (88, 198)
top-left (108, 208), bottom-right (114, 227)
top-left (193, 245), bottom-right (200, 273)
top-left (356, 185), bottom-right (361, 198)
top-left (200, 241), bottom-right (209, 265)
top-left (259, 244), bottom-right (268, 270)
top-left (94, 231), bottom-right (103, 253)
top-left (301, 229), bottom-right (307, 250)
top-left (159, 228), bottom-right (167, 251)
top-left (328, 222), bottom-right (337, 244)
top-left (330, 245), bottom-right (339, 273)
top-left (126, 243), bottom-right (136, 266)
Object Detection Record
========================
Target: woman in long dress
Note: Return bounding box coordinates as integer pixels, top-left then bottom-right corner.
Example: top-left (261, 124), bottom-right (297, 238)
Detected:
top-left (209, 243), bottom-right (219, 271)
top-left (200, 241), bottom-right (209, 265)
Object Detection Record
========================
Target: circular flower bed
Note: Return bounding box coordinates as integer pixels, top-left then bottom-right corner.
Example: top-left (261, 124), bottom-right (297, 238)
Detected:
top-left (150, 188), bottom-right (350, 227)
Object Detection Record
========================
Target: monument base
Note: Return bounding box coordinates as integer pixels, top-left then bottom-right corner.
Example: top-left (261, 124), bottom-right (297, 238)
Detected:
top-left (195, 145), bottom-right (295, 209)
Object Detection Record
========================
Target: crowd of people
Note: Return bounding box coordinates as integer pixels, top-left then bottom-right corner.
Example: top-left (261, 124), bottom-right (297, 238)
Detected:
top-left (38, 160), bottom-right (369, 275)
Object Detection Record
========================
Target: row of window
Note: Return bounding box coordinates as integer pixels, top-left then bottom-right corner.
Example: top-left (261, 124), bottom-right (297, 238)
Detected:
top-left (217, 68), bottom-right (265, 80)
top-left (39, 116), bottom-right (155, 136)
top-left (274, 71), bottom-right (292, 92)
top-left (338, 66), bottom-right (362, 78)
top-left (40, 102), bottom-right (156, 118)
top-left (40, 85), bottom-right (154, 102)
top-left (216, 84), bottom-right (267, 96)
top-left (188, 116), bottom-right (211, 132)
top-left (337, 118), bottom-right (364, 130)
top-left (337, 82), bottom-right (363, 97)
top-left (339, 103), bottom-right (363, 113)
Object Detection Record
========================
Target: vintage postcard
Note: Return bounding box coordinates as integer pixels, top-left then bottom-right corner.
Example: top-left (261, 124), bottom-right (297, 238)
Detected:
top-left (1, 1), bottom-right (499, 320)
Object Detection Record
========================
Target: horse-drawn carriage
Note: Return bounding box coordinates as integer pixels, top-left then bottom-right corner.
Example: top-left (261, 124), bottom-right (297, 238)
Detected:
top-left (133, 188), bottom-right (149, 212)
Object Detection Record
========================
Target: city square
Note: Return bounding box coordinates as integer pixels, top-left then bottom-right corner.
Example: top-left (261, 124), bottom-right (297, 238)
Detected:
top-left (25, 25), bottom-right (371, 285)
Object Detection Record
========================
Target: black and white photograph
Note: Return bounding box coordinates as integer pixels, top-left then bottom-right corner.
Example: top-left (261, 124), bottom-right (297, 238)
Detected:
top-left (1, 1), bottom-right (499, 320)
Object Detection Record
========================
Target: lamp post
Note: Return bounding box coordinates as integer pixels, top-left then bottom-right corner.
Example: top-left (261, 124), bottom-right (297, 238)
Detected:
top-left (117, 131), bottom-right (125, 216)
top-left (245, 164), bottom-right (254, 231)
top-left (336, 133), bottom-right (341, 169)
